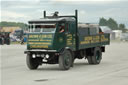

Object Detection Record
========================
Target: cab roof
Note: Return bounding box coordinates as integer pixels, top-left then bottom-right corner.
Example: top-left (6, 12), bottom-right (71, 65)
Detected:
top-left (29, 17), bottom-right (75, 23)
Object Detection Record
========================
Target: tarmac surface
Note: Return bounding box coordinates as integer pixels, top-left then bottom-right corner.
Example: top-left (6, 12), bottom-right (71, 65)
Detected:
top-left (1, 42), bottom-right (128, 85)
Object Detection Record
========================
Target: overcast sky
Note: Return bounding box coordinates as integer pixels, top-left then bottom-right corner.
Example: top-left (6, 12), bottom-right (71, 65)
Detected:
top-left (1, 0), bottom-right (128, 28)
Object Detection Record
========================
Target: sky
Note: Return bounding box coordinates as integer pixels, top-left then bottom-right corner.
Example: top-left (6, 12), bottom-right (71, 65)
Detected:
top-left (0, 0), bottom-right (128, 28)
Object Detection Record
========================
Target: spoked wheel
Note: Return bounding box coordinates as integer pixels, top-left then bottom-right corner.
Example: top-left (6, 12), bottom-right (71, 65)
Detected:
top-left (59, 49), bottom-right (73, 70)
top-left (26, 53), bottom-right (40, 70)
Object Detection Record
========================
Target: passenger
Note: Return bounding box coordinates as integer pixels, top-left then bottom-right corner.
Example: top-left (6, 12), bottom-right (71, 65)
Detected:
top-left (59, 24), bottom-right (65, 33)
top-left (21, 36), bottom-right (24, 45)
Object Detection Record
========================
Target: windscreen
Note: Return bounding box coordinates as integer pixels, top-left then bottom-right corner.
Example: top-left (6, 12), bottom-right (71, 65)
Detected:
top-left (29, 23), bottom-right (56, 33)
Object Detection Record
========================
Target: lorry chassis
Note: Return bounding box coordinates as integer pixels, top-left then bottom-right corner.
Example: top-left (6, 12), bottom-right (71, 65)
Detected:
top-left (25, 46), bottom-right (104, 70)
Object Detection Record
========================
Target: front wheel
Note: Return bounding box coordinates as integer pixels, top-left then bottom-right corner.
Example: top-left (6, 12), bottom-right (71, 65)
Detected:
top-left (59, 49), bottom-right (72, 70)
top-left (26, 54), bottom-right (39, 70)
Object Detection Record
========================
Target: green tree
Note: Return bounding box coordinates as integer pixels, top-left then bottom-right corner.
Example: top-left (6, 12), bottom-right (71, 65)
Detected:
top-left (118, 24), bottom-right (126, 32)
top-left (107, 18), bottom-right (118, 30)
top-left (0, 21), bottom-right (27, 30)
top-left (99, 17), bottom-right (127, 32)
top-left (99, 17), bottom-right (108, 26)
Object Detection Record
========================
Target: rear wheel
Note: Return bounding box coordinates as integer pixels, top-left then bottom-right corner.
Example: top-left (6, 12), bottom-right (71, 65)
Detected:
top-left (87, 56), bottom-right (93, 64)
top-left (92, 47), bottom-right (102, 64)
top-left (59, 49), bottom-right (72, 70)
top-left (87, 47), bottom-right (102, 64)
top-left (26, 53), bottom-right (40, 70)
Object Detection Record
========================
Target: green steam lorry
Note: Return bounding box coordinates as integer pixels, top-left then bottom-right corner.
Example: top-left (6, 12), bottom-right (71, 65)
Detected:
top-left (24, 10), bottom-right (110, 70)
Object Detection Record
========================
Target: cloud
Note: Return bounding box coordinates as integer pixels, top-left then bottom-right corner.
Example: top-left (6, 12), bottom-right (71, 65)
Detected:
top-left (51, 0), bottom-right (122, 1)
top-left (100, 8), bottom-right (128, 18)
top-left (1, 0), bottom-right (128, 27)
top-left (51, 0), bottom-right (123, 3)
top-left (1, 0), bottom-right (40, 1)
top-left (50, 0), bottom-right (125, 5)
top-left (2, 11), bottom-right (28, 18)
top-left (79, 10), bottom-right (86, 15)
top-left (0, 2), bottom-right (1, 22)
top-left (1, 11), bottom-right (30, 22)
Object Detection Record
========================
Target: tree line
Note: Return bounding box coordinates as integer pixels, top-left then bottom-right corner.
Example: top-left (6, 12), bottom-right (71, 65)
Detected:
top-left (0, 19), bottom-right (127, 32)
top-left (99, 17), bottom-right (127, 32)
top-left (0, 21), bottom-right (27, 30)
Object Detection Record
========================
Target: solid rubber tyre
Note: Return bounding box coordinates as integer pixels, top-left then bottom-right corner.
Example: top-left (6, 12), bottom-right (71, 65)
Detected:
top-left (87, 56), bottom-right (93, 64)
top-left (92, 47), bottom-right (102, 64)
top-left (26, 54), bottom-right (39, 70)
top-left (59, 49), bottom-right (72, 70)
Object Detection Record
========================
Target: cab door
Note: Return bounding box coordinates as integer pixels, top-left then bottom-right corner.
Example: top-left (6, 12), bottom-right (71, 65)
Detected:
top-left (66, 22), bottom-right (76, 51)
top-left (56, 22), bottom-right (66, 50)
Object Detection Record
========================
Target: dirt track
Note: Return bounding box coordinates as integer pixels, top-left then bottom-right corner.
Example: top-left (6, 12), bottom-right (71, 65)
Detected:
top-left (1, 42), bottom-right (128, 85)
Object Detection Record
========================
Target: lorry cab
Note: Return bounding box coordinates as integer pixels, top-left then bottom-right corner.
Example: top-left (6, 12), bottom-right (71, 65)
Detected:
top-left (27, 17), bottom-right (77, 52)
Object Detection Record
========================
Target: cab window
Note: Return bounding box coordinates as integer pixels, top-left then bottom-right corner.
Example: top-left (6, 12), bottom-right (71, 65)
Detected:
top-left (28, 23), bottom-right (56, 33)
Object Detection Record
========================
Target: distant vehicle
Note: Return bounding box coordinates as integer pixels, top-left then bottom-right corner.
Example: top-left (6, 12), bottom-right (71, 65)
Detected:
top-left (24, 10), bottom-right (110, 70)
top-left (0, 32), bottom-right (10, 45)
top-left (121, 33), bottom-right (128, 41)
top-left (14, 29), bottom-right (24, 40)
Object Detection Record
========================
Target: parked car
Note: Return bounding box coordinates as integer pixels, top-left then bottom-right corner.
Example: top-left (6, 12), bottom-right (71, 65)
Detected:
top-left (120, 33), bottom-right (128, 41)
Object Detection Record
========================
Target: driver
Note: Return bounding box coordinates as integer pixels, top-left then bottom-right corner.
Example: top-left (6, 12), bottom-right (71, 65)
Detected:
top-left (60, 27), bottom-right (64, 33)
top-left (59, 24), bottom-right (65, 33)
